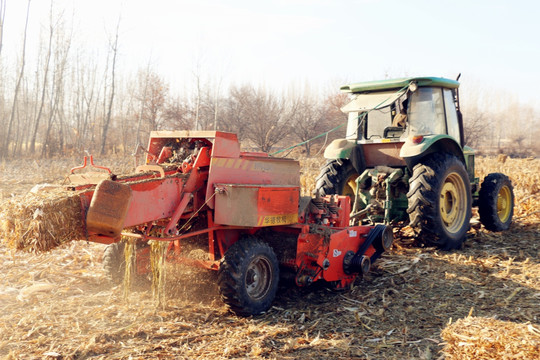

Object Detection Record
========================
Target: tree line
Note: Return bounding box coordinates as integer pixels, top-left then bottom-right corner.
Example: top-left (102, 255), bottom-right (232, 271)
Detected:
top-left (0, 1), bottom-right (538, 160)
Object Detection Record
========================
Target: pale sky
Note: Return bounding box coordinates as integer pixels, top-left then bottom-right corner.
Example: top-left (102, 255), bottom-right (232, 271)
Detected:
top-left (2, 0), bottom-right (540, 106)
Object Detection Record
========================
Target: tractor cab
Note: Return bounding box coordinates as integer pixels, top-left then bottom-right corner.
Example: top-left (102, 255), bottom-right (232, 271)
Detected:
top-left (326, 77), bottom-right (468, 174)
top-left (341, 77), bottom-right (463, 146)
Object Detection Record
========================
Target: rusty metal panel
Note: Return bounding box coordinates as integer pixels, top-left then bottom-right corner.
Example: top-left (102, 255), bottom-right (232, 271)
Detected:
top-left (363, 142), bottom-right (406, 167)
top-left (86, 180), bottom-right (133, 237)
top-left (82, 174), bottom-right (185, 237)
top-left (214, 184), bottom-right (299, 227)
top-left (206, 156), bottom-right (300, 208)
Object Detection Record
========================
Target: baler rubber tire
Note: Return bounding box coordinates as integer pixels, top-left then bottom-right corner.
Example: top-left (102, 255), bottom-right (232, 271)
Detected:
top-left (102, 242), bottom-right (126, 285)
top-left (218, 237), bottom-right (279, 316)
top-left (478, 173), bottom-right (514, 231)
top-left (315, 159), bottom-right (358, 198)
top-left (407, 153), bottom-right (472, 250)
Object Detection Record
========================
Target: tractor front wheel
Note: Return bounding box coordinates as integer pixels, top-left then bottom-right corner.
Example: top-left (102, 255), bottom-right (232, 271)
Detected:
top-left (407, 153), bottom-right (472, 250)
top-left (478, 173), bottom-right (514, 231)
top-left (218, 237), bottom-right (279, 316)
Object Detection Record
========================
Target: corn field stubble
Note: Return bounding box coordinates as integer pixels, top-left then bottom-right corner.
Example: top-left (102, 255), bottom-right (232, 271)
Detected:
top-left (0, 156), bottom-right (538, 359)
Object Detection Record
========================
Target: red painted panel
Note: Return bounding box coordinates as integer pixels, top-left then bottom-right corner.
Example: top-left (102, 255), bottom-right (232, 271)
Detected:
top-left (123, 177), bottom-right (184, 227)
top-left (321, 226), bottom-right (372, 282)
top-left (214, 184), bottom-right (299, 227)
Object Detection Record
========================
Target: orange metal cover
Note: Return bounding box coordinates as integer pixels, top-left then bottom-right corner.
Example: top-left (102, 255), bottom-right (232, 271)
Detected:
top-left (214, 184), bottom-right (299, 227)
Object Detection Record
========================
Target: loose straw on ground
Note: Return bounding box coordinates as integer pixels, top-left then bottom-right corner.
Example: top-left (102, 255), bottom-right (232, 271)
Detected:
top-left (442, 316), bottom-right (540, 360)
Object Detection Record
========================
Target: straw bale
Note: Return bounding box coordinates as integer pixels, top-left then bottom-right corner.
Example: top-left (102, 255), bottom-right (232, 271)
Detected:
top-left (442, 317), bottom-right (540, 360)
top-left (0, 187), bottom-right (85, 252)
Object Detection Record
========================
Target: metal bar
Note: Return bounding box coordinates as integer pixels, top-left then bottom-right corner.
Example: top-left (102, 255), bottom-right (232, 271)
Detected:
top-left (207, 209), bottom-right (216, 261)
top-left (88, 155), bottom-right (112, 174)
top-left (120, 225), bottom-right (245, 242)
top-left (70, 156), bottom-right (88, 174)
top-left (164, 193), bottom-right (193, 235)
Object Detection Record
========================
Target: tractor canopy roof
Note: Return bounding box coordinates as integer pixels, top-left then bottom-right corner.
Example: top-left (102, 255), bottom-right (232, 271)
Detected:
top-left (341, 77), bottom-right (459, 94)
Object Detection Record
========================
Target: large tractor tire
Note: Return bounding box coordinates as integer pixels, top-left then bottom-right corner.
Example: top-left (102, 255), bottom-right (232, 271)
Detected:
top-left (103, 242), bottom-right (126, 285)
top-left (315, 159), bottom-right (358, 198)
top-left (407, 153), bottom-right (472, 250)
top-left (218, 237), bottom-right (279, 316)
top-left (478, 173), bottom-right (514, 231)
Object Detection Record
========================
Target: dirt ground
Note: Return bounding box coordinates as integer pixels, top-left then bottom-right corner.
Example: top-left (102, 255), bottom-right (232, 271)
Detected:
top-left (0, 156), bottom-right (538, 359)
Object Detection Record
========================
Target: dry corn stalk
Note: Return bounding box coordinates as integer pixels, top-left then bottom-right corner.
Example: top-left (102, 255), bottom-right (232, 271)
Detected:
top-left (123, 237), bottom-right (136, 300)
top-left (150, 240), bottom-right (168, 308)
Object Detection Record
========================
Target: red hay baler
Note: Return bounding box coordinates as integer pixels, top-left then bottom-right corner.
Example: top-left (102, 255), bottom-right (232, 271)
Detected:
top-left (69, 131), bottom-right (392, 316)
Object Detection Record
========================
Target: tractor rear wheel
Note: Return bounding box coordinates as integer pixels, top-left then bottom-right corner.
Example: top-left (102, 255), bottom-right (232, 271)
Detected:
top-left (315, 159), bottom-right (358, 198)
top-left (407, 153), bottom-right (472, 250)
top-left (103, 242), bottom-right (126, 284)
top-left (478, 173), bottom-right (514, 231)
top-left (218, 237), bottom-right (279, 316)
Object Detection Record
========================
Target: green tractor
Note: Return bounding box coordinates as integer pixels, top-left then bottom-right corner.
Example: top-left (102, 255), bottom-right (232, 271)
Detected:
top-left (316, 76), bottom-right (514, 250)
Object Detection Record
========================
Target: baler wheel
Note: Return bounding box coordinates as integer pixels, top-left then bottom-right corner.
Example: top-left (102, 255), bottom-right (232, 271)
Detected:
top-left (478, 173), bottom-right (514, 231)
top-left (102, 242), bottom-right (126, 285)
top-left (407, 153), bottom-right (472, 250)
top-left (218, 237), bottom-right (279, 316)
top-left (102, 241), bottom-right (150, 286)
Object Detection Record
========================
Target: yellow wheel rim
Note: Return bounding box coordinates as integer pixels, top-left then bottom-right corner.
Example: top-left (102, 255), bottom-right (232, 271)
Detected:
top-left (342, 174), bottom-right (358, 199)
top-left (497, 185), bottom-right (512, 223)
top-left (439, 172), bottom-right (467, 234)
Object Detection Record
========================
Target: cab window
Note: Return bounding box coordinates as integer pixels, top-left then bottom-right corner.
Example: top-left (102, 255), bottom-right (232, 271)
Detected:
top-left (365, 107), bottom-right (392, 139)
top-left (408, 87), bottom-right (446, 136)
top-left (443, 89), bottom-right (460, 142)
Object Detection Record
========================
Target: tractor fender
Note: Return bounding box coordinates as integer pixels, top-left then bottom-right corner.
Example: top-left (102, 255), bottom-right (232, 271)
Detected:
top-left (400, 135), bottom-right (465, 169)
top-left (323, 139), bottom-right (366, 175)
top-left (323, 138), bottom-right (357, 160)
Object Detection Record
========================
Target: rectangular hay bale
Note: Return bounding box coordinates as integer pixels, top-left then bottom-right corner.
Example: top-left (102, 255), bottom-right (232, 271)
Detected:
top-left (0, 188), bottom-right (85, 252)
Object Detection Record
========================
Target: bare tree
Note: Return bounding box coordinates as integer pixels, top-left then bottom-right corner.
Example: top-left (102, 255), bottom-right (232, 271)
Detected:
top-left (0, 0), bottom-right (6, 56)
top-left (229, 85), bottom-right (290, 153)
top-left (73, 51), bottom-right (99, 154)
top-left (2, 0), bottom-right (30, 159)
top-left (163, 96), bottom-right (192, 130)
top-left (462, 109), bottom-right (485, 148)
top-left (288, 96), bottom-right (327, 156)
top-left (29, 1), bottom-right (55, 154)
top-left (100, 16), bottom-right (120, 155)
top-left (141, 72), bottom-right (168, 132)
top-left (135, 63), bottom-right (151, 147)
top-left (220, 86), bottom-right (247, 139)
top-left (323, 92), bottom-right (349, 136)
